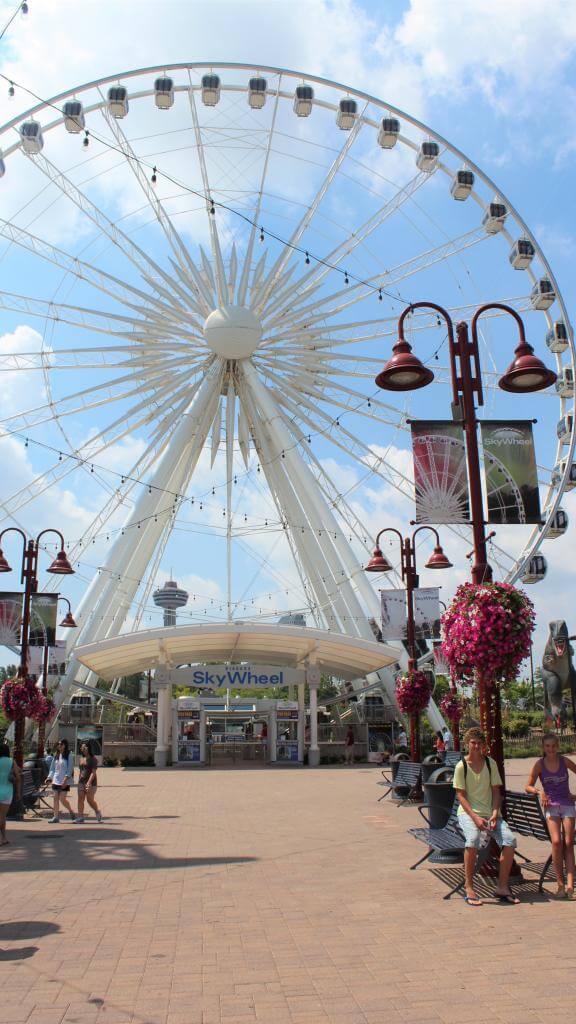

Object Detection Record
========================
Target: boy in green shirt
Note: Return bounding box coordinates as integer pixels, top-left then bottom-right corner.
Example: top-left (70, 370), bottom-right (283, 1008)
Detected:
top-left (453, 727), bottom-right (519, 906)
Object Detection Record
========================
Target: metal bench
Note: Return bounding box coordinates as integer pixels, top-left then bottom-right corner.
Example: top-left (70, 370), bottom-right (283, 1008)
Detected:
top-left (21, 767), bottom-right (51, 818)
top-left (378, 761), bottom-right (422, 805)
top-left (444, 751), bottom-right (462, 768)
top-left (504, 790), bottom-right (554, 892)
top-left (408, 796), bottom-right (493, 899)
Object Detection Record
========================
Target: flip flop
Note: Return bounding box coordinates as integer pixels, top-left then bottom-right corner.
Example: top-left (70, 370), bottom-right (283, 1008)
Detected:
top-left (497, 893), bottom-right (520, 905)
top-left (464, 895), bottom-right (483, 907)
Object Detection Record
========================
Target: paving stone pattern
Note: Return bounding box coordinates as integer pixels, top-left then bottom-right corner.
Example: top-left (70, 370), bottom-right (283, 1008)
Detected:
top-left (1, 759), bottom-right (576, 1024)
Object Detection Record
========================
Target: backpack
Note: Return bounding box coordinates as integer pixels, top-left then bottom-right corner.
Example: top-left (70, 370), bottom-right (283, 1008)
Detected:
top-left (460, 756), bottom-right (494, 784)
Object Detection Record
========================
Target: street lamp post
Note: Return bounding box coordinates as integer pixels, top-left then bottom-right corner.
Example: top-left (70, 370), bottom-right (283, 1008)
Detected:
top-left (365, 525), bottom-right (452, 760)
top-left (375, 301), bottom-right (557, 775)
top-left (0, 528), bottom-right (74, 768)
top-left (36, 597), bottom-right (77, 760)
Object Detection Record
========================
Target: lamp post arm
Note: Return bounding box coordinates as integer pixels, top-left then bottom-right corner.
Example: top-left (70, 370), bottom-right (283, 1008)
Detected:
top-left (374, 526), bottom-right (403, 549)
top-left (470, 303), bottom-right (526, 346)
top-left (411, 525), bottom-right (440, 550)
top-left (58, 596), bottom-right (71, 613)
top-left (36, 528), bottom-right (66, 550)
top-left (397, 301), bottom-right (454, 340)
top-left (0, 527), bottom-right (27, 580)
top-left (397, 302), bottom-right (458, 404)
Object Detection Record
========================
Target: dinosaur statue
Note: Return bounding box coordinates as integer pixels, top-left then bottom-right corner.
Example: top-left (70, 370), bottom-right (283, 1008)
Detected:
top-left (542, 620), bottom-right (576, 727)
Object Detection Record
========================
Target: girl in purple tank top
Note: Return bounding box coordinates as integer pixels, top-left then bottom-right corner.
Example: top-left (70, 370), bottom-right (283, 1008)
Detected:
top-left (526, 733), bottom-right (576, 899)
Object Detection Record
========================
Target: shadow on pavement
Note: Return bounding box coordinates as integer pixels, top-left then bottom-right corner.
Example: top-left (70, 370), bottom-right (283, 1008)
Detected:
top-left (2, 827), bottom-right (258, 873)
top-left (0, 921), bottom-right (60, 940)
top-left (0, 946), bottom-right (38, 960)
top-left (0, 920), bottom-right (60, 962)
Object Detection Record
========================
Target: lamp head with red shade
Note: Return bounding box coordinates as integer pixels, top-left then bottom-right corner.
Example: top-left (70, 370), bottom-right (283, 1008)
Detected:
top-left (47, 549), bottom-right (75, 575)
top-left (375, 339), bottom-right (434, 392)
top-left (364, 547), bottom-right (393, 573)
top-left (499, 340), bottom-right (557, 394)
top-left (424, 545), bottom-right (452, 570)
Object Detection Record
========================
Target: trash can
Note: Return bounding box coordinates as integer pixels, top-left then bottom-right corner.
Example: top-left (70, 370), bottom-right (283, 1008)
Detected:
top-left (389, 752), bottom-right (409, 780)
top-left (422, 778), bottom-right (455, 828)
top-left (422, 776), bottom-right (463, 864)
top-left (421, 759), bottom-right (443, 784)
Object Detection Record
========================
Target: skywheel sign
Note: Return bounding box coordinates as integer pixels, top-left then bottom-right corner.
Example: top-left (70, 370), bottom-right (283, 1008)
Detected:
top-left (155, 664), bottom-right (306, 688)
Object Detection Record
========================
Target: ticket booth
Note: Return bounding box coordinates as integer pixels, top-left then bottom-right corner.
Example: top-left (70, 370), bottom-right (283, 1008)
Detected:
top-left (172, 696), bottom-right (302, 767)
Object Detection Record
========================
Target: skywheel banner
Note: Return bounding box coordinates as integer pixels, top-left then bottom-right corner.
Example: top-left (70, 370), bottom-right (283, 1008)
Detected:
top-left (480, 421), bottom-right (541, 525)
top-left (410, 421), bottom-right (470, 523)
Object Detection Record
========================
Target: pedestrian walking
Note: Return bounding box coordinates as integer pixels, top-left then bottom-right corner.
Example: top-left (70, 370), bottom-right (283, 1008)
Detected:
top-left (47, 739), bottom-right (75, 823)
top-left (75, 741), bottom-right (102, 823)
top-left (344, 725), bottom-right (355, 765)
top-left (525, 732), bottom-right (576, 898)
top-left (435, 730), bottom-right (446, 761)
top-left (0, 741), bottom-right (20, 846)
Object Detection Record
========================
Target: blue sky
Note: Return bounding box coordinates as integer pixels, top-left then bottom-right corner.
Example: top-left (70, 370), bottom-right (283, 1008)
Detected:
top-left (0, 0), bottom-right (575, 668)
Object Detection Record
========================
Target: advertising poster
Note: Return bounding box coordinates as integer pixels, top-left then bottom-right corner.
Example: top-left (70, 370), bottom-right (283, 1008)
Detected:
top-left (29, 593), bottom-right (59, 647)
top-left (28, 640), bottom-right (67, 679)
top-left (433, 641), bottom-right (451, 679)
top-left (380, 588), bottom-right (406, 641)
top-left (481, 421), bottom-right (541, 524)
top-left (411, 421), bottom-right (470, 523)
top-left (0, 591), bottom-right (23, 646)
top-left (413, 588), bottom-right (441, 640)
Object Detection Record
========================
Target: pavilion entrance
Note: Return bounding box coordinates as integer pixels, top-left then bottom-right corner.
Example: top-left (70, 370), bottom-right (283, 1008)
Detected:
top-left (206, 709), bottom-right (269, 766)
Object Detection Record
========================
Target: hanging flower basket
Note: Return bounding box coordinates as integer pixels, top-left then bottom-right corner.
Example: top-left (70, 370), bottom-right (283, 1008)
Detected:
top-left (441, 581), bottom-right (535, 682)
top-left (0, 676), bottom-right (41, 722)
top-left (28, 693), bottom-right (56, 724)
top-left (439, 691), bottom-right (468, 724)
top-left (395, 670), bottom-right (433, 715)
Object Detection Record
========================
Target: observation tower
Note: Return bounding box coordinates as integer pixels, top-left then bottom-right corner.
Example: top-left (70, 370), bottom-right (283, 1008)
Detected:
top-left (153, 580), bottom-right (189, 628)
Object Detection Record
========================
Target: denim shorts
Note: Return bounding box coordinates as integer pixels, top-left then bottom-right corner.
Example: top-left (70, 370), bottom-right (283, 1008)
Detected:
top-left (458, 811), bottom-right (517, 850)
top-left (545, 804), bottom-right (576, 819)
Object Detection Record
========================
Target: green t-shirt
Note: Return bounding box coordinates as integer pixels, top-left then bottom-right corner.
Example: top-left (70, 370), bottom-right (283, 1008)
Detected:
top-left (453, 758), bottom-right (503, 818)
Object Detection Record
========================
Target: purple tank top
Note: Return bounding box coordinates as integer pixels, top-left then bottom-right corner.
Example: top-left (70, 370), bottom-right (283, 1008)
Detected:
top-left (540, 756), bottom-right (573, 807)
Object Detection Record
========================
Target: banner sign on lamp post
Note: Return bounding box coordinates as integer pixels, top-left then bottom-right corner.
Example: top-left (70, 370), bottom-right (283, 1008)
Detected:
top-left (480, 420), bottom-right (541, 524)
top-left (410, 421), bottom-right (470, 524)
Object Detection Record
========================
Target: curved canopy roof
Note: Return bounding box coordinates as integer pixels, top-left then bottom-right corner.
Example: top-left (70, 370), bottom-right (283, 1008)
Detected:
top-left (74, 623), bottom-right (398, 681)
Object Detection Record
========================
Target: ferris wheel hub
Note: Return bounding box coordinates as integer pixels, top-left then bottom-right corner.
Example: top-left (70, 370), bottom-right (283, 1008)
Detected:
top-left (203, 304), bottom-right (263, 359)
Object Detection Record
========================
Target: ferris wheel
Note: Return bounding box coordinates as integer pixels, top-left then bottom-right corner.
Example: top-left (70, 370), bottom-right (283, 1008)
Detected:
top-left (0, 62), bottom-right (573, 707)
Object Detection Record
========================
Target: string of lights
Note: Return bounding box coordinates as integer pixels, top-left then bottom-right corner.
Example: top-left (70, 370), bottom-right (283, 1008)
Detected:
top-left (0, 0), bottom-right (27, 45)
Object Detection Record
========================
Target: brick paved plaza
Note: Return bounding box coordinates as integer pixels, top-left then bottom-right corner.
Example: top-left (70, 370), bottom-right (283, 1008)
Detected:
top-left (2, 760), bottom-right (576, 1024)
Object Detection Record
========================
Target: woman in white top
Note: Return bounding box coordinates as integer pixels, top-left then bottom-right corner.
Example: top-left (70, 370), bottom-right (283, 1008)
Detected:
top-left (47, 739), bottom-right (75, 823)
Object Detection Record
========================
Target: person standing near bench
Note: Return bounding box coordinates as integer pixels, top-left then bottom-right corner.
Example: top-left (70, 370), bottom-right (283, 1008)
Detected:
top-left (453, 727), bottom-right (519, 906)
top-left (0, 741), bottom-right (20, 846)
top-left (525, 732), bottom-right (576, 899)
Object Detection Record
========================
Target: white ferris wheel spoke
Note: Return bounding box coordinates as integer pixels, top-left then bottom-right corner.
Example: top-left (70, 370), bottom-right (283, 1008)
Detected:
top-left (0, 288), bottom-right (198, 342)
top-left (259, 169), bottom-right (431, 322)
top-left (99, 101), bottom-right (211, 320)
top-left (25, 152), bottom-right (195, 305)
top-left (237, 81), bottom-right (282, 306)
top-left (0, 217), bottom-right (194, 325)
top-left (239, 380), bottom-right (349, 630)
top-left (262, 226), bottom-right (488, 338)
top-left (252, 114), bottom-right (366, 313)
top-left (186, 75), bottom-right (228, 305)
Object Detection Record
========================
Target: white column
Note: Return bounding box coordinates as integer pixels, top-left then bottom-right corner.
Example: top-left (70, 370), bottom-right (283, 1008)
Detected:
top-left (269, 709), bottom-right (277, 763)
top-left (298, 682), bottom-right (305, 763)
top-left (154, 682), bottom-right (171, 767)
top-left (307, 664), bottom-right (320, 767)
top-left (171, 703), bottom-right (178, 764)
top-left (199, 709), bottom-right (207, 765)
